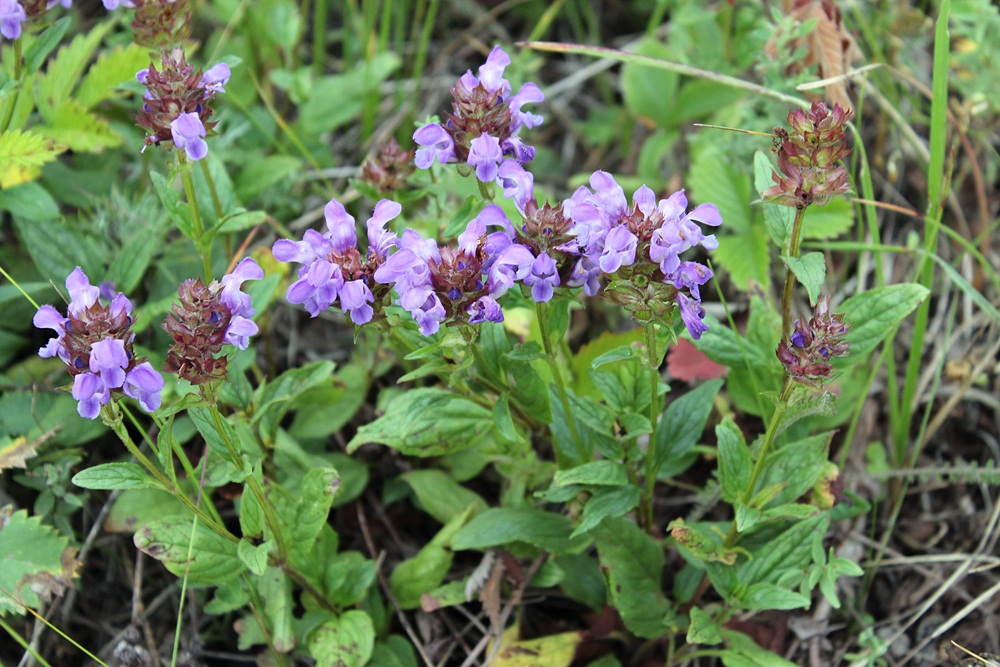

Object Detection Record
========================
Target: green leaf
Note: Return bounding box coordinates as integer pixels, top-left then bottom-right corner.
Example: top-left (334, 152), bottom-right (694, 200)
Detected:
top-left (0, 181), bottom-right (60, 221)
top-left (308, 610), bottom-right (375, 667)
top-left (774, 391), bottom-right (837, 438)
top-left (510, 358), bottom-right (552, 423)
top-left (687, 607), bottom-right (722, 645)
top-left (38, 99), bottom-right (121, 152)
top-left (569, 329), bottom-right (644, 400)
top-left (571, 486), bottom-right (641, 538)
top-left (713, 228), bottom-right (771, 291)
top-left (740, 582), bottom-right (810, 610)
top-left (390, 544), bottom-right (453, 609)
top-left (753, 151), bottom-right (793, 248)
top-left (0, 508), bottom-right (76, 614)
top-left (75, 43), bottom-right (150, 109)
top-left (260, 567), bottom-right (295, 652)
top-left (739, 515), bottom-right (829, 586)
top-left (347, 388), bottom-right (493, 457)
top-left (277, 467), bottom-right (340, 547)
top-left (134, 516), bottom-right (243, 584)
top-left (0, 129), bottom-right (65, 170)
top-left (594, 517), bottom-right (671, 638)
top-left (451, 507), bottom-right (589, 555)
top-left (653, 378), bottom-right (723, 478)
top-left (670, 518), bottom-right (741, 566)
top-left (400, 469), bottom-right (486, 524)
top-left (150, 171), bottom-right (194, 239)
top-left (22, 17), bottom-right (72, 73)
top-left (757, 431), bottom-right (832, 508)
top-left (239, 478), bottom-right (265, 538)
top-left (323, 551), bottom-right (377, 606)
top-left (13, 217), bottom-right (104, 282)
top-left (782, 252), bottom-right (826, 305)
top-left (35, 21), bottom-right (113, 113)
top-left (189, 406), bottom-right (244, 461)
top-left (298, 53), bottom-right (400, 136)
top-left (621, 38), bottom-right (679, 129)
top-left (107, 221), bottom-right (164, 294)
top-left (554, 461), bottom-right (629, 487)
top-left (371, 636), bottom-right (418, 667)
top-left (716, 419), bottom-right (751, 504)
top-left (104, 489), bottom-right (187, 533)
top-left (492, 395), bottom-right (526, 445)
top-left (237, 538), bottom-right (271, 576)
top-left (802, 196), bottom-right (854, 240)
top-left (72, 462), bottom-right (163, 490)
top-left (442, 196), bottom-right (481, 237)
top-left (836, 284), bottom-right (930, 363)
top-left (719, 629), bottom-right (799, 667)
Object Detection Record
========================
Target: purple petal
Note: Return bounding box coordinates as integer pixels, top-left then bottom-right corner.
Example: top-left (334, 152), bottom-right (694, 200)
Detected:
top-left (468, 134), bottom-right (503, 183)
top-left (123, 362), bottom-right (164, 412)
top-left (323, 198), bottom-right (357, 251)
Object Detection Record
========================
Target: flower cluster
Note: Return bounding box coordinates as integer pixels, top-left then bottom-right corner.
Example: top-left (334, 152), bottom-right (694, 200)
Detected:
top-left (162, 258), bottom-right (263, 385)
top-left (563, 172), bottom-right (722, 337)
top-left (272, 199), bottom-right (401, 324)
top-left (414, 46), bottom-right (543, 184)
top-left (763, 102), bottom-right (853, 209)
top-left (776, 296), bottom-right (850, 388)
top-left (33, 268), bottom-right (164, 419)
top-left (135, 48), bottom-right (230, 160)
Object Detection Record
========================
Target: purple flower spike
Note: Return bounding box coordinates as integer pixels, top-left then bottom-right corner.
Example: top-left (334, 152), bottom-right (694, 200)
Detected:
top-left (170, 112), bottom-right (208, 161)
top-left (468, 133), bottom-right (503, 183)
top-left (123, 362), bottom-right (164, 412)
top-left (0, 0), bottom-right (26, 40)
top-left (599, 225), bottom-right (638, 273)
top-left (468, 296), bottom-right (504, 324)
top-left (524, 252), bottom-right (559, 302)
top-left (413, 123), bottom-right (456, 169)
top-left (202, 63), bottom-right (231, 95)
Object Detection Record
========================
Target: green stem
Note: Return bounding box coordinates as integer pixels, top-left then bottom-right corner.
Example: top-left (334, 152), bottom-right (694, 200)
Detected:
top-left (312, 0), bottom-right (328, 79)
top-left (105, 407), bottom-right (237, 543)
top-left (178, 155), bottom-right (213, 281)
top-left (0, 38), bottom-right (23, 134)
top-left (641, 322), bottom-right (662, 532)
top-left (205, 402), bottom-right (288, 558)
top-left (780, 206), bottom-right (808, 335)
top-left (198, 158), bottom-right (229, 259)
top-left (536, 301), bottom-right (588, 464)
top-left (723, 379), bottom-right (796, 548)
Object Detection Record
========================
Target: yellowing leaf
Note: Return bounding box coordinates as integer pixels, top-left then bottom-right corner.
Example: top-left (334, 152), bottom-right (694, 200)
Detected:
top-left (0, 429), bottom-right (56, 471)
top-left (488, 624), bottom-right (582, 667)
top-left (0, 129), bottom-right (66, 171)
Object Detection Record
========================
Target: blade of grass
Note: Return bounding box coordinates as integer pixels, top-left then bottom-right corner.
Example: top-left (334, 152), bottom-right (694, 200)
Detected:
top-left (895, 0), bottom-right (950, 465)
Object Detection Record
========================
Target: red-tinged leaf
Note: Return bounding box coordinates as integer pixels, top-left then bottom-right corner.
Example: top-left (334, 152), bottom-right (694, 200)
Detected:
top-left (667, 339), bottom-right (728, 382)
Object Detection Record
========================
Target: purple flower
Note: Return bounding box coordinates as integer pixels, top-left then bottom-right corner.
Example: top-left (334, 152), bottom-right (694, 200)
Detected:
top-left (468, 133), bottom-right (503, 183)
top-left (0, 0), bottom-right (24, 38)
top-left (488, 244), bottom-right (534, 297)
top-left (497, 160), bottom-right (534, 212)
top-left (412, 293), bottom-right (446, 336)
top-left (413, 123), bottom-right (455, 169)
top-left (46, 0), bottom-right (72, 8)
top-left (523, 252), bottom-right (559, 302)
top-left (468, 296), bottom-right (504, 324)
top-left (323, 198), bottom-right (358, 252)
top-left (123, 362), bottom-right (164, 412)
top-left (568, 256), bottom-right (601, 297)
top-left (89, 338), bottom-right (128, 389)
top-left (33, 306), bottom-right (69, 361)
top-left (677, 293), bottom-right (708, 340)
top-left (599, 225), bottom-right (638, 273)
top-left (220, 257), bottom-right (263, 349)
top-left (508, 82), bottom-right (544, 131)
top-left (170, 112), bottom-right (208, 161)
top-left (339, 279), bottom-right (374, 325)
top-left (472, 45), bottom-right (512, 94)
top-left (65, 266), bottom-right (101, 316)
top-left (72, 373), bottom-right (110, 420)
top-left (202, 63), bottom-right (231, 95)
top-left (366, 199), bottom-right (402, 260)
top-left (102, 0), bottom-right (134, 8)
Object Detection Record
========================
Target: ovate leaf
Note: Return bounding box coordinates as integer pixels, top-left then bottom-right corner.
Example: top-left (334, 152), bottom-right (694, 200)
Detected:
top-left (451, 508), bottom-right (589, 555)
top-left (836, 284), bottom-right (930, 364)
top-left (134, 516), bottom-right (244, 584)
top-left (308, 610), bottom-right (375, 667)
top-left (0, 508), bottom-right (79, 614)
top-left (782, 252), bottom-right (826, 305)
top-left (72, 462), bottom-right (164, 490)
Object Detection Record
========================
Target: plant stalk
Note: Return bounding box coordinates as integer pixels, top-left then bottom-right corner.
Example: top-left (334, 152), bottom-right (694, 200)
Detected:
top-left (178, 155), bottom-right (213, 281)
top-left (536, 301), bottom-right (588, 463)
top-left (0, 38), bottom-right (23, 134)
top-left (780, 206), bottom-right (808, 335)
top-left (641, 322), bottom-right (662, 533)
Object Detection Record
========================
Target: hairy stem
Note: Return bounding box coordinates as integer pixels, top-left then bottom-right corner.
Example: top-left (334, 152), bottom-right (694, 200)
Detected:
top-left (780, 206), bottom-right (809, 335)
top-left (536, 301), bottom-right (588, 464)
top-left (723, 378), bottom-right (796, 547)
top-left (641, 322), bottom-right (662, 533)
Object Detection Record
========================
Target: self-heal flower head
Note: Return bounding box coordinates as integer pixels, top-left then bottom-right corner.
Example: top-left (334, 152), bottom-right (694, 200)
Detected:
top-left (162, 258), bottom-right (263, 385)
top-left (776, 296), bottom-right (850, 388)
top-left (274, 198), bottom-right (401, 323)
top-left (34, 267), bottom-right (162, 418)
top-left (170, 112), bottom-right (207, 161)
top-left (412, 45), bottom-right (543, 183)
top-left (0, 0), bottom-right (26, 39)
top-left (136, 49), bottom-right (225, 154)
